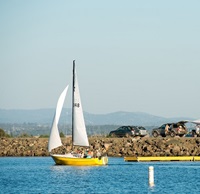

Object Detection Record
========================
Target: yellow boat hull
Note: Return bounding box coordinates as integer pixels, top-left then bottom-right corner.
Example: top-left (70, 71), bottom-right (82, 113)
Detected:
top-left (51, 154), bottom-right (108, 166)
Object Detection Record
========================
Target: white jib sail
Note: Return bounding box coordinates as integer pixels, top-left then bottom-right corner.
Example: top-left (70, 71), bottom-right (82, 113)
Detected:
top-left (73, 69), bottom-right (89, 147)
top-left (48, 85), bottom-right (69, 152)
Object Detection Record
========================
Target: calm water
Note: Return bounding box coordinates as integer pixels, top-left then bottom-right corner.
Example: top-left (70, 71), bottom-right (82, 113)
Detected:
top-left (1, 157), bottom-right (200, 193)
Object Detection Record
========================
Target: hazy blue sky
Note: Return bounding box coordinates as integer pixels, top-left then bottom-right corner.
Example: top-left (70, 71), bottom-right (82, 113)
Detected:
top-left (0, 1), bottom-right (200, 118)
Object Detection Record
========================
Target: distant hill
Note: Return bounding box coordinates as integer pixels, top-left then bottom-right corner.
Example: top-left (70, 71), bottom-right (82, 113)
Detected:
top-left (0, 109), bottom-right (193, 126)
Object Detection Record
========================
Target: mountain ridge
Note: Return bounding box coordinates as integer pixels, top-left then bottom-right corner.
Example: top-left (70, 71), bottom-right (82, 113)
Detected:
top-left (0, 108), bottom-right (193, 126)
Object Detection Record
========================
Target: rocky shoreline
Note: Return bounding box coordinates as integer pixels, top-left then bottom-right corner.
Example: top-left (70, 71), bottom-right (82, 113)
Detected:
top-left (1, 136), bottom-right (200, 157)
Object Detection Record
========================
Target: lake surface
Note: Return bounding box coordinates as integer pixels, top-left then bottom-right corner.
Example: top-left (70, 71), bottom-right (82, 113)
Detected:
top-left (1, 157), bottom-right (200, 193)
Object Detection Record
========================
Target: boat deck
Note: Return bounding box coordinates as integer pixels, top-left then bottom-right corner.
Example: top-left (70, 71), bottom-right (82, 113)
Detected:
top-left (124, 156), bottom-right (200, 162)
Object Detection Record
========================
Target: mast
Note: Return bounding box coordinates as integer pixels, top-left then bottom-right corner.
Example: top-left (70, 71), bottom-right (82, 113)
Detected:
top-left (71, 60), bottom-right (89, 147)
top-left (72, 60), bottom-right (75, 146)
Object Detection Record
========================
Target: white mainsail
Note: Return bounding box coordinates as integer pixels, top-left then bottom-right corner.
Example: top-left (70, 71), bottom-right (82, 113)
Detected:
top-left (48, 85), bottom-right (69, 152)
top-left (73, 66), bottom-right (89, 147)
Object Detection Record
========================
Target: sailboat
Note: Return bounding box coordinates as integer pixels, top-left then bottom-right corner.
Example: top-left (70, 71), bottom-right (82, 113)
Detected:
top-left (48, 60), bottom-right (108, 165)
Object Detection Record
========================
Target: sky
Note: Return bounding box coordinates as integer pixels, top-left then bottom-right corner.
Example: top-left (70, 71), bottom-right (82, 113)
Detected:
top-left (0, 0), bottom-right (200, 119)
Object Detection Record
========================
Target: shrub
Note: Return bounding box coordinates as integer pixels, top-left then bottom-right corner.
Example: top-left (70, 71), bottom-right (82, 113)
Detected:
top-left (0, 128), bottom-right (10, 137)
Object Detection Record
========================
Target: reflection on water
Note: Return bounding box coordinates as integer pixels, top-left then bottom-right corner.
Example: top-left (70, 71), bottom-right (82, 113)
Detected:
top-left (1, 157), bottom-right (200, 193)
top-left (50, 165), bottom-right (96, 176)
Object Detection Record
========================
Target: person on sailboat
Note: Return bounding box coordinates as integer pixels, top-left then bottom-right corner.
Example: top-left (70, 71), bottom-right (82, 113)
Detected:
top-left (76, 149), bottom-right (82, 158)
top-left (81, 151), bottom-right (84, 158)
top-left (86, 150), bottom-right (93, 158)
top-left (195, 124), bottom-right (200, 135)
top-left (83, 149), bottom-right (89, 158)
top-left (97, 150), bottom-right (101, 159)
top-left (88, 150), bottom-right (94, 158)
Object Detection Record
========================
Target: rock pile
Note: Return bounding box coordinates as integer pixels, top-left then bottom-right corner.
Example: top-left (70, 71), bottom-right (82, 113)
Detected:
top-left (1, 136), bottom-right (200, 157)
top-left (0, 138), bottom-right (49, 156)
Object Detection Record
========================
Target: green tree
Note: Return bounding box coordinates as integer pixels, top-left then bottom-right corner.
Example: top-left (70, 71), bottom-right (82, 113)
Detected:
top-left (60, 132), bottom-right (65, 138)
top-left (0, 128), bottom-right (10, 137)
top-left (18, 133), bottom-right (32, 138)
top-left (39, 134), bottom-right (49, 138)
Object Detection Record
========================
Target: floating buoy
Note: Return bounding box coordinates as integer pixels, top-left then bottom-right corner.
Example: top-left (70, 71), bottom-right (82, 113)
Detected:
top-left (149, 166), bottom-right (154, 187)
